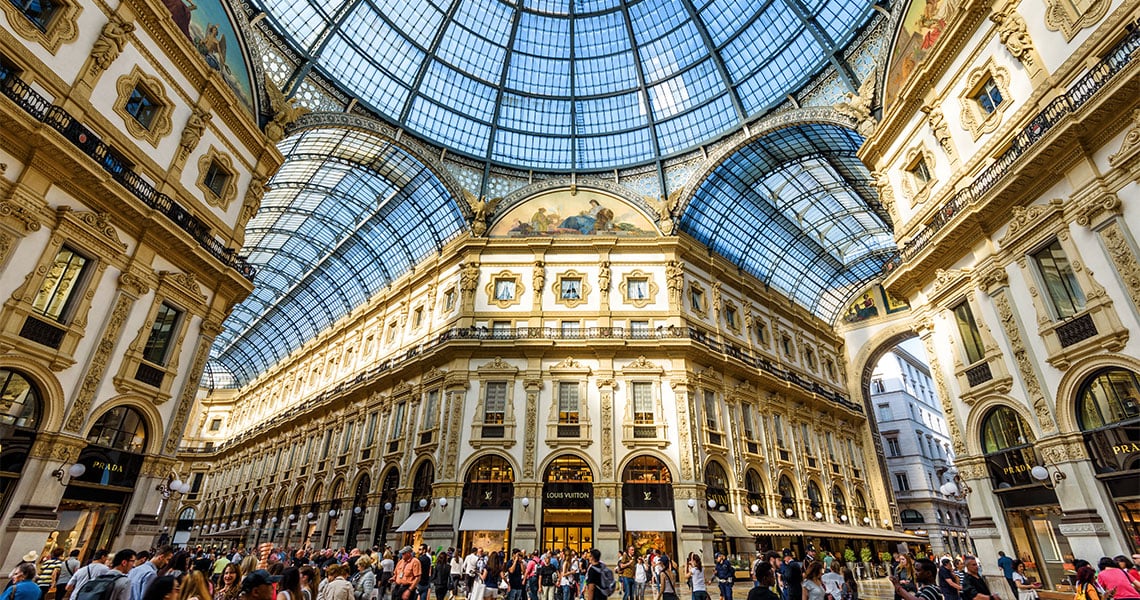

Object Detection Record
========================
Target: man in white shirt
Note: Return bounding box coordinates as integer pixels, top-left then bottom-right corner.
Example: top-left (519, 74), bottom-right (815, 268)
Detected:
top-left (821, 563), bottom-right (844, 600)
top-left (67, 550), bottom-right (111, 600)
top-left (461, 548), bottom-right (482, 595)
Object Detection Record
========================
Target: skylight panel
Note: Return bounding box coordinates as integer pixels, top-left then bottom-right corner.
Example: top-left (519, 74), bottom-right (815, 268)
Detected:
top-left (654, 93), bottom-right (734, 155)
top-left (638, 22), bottom-right (706, 83)
top-left (575, 130), bottom-right (655, 169)
top-left (722, 4), bottom-right (799, 75)
top-left (697, 0), bottom-right (758, 46)
top-left (332, 8), bottom-right (424, 84)
top-left (574, 53), bottom-right (639, 95)
top-left (514, 12), bottom-right (571, 57)
top-left (405, 97), bottom-right (492, 157)
top-left (374, 0), bottom-right (446, 44)
top-left (573, 11), bottom-right (631, 57)
top-left (493, 130), bottom-right (573, 168)
top-left (452, 0), bottom-right (515, 45)
top-left (498, 95), bottom-right (573, 135)
top-left (575, 93), bottom-right (647, 134)
top-left (628, 0), bottom-right (688, 43)
top-left (648, 59), bottom-right (723, 119)
top-left (507, 54), bottom-right (571, 96)
top-left (435, 24), bottom-right (509, 84)
top-left (260, 0), bottom-right (330, 50)
top-left (525, 0), bottom-right (570, 16)
top-left (419, 60), bottom-right (499, 120)
top-left (573, 0), bottom-right (622, 14)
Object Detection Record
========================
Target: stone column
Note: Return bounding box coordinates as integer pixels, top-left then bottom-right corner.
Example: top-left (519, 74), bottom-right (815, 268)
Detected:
top-left (594, 483), bottom-right (621, 559)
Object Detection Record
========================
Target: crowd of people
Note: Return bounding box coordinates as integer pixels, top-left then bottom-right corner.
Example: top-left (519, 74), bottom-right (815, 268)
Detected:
top-left (4, 545), bottom-right (1139, 600)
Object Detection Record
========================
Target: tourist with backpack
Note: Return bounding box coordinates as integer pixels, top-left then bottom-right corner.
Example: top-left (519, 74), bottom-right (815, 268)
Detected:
top-left (76, 549), bottom-right (136, 600)
top-left (57, 551), bottom-right (81, 600)
top-left (67, 551), bottom-right (110, 600)
top-left (655, 556), bottom-right (675, 600)
top-left (585, 550), bottom-right (614, 600)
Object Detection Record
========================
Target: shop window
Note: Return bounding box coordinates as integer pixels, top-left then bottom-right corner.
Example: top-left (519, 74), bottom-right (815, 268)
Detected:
top-left (952, 301), bottom-right (986, 364)
top-left (895, 472), bottom-right (910, 491)
top-left (86, 406), bottom-right (147, 452)
top-left (411, 461), bottom-right (434, 511)
top-left (704, 461), bottom-right (730, 511)
top-left (141, 303), bottom-right (181, 366)
top-left (745, 469), bottom-right (765, 514)
top-left (1032, 239), bottom-right (1086, 319)
top-left (778, 476), bottom-right (796, 516)
top-left (981, 406), bottom-right (1035, 453)
top-left (30, 246), bottom-right (91, 324)
top-left (1077, 368), bottom-right (1140, 430)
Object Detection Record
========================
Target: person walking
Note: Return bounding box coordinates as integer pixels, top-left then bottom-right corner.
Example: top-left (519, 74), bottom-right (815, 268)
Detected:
top-left (66, 550), bottom-right (110, 600)
top-left (3, 564), bottom-right (42, 600)
top-left (129, 547), bottom-right (173, 600)
top-left (56, 550), bottom-right (80, 600)
top-left (937, 559), bottom-right (960, 600)
top-left (821, 563), bottom-right (843, 600)
top-left (746, 564), bottom-right (778, 600)
top-left (996, 554), bottom-right (1014, 600)
top-left (686, 554), bottom-right (707, 600)
top-left (713, 555), bottom-right (733, 600)
top-left (619, 549), bottom-right (637, 600)
top-left (36, 548), bottom-right (65, 600)
top-left (890, 559), bottom-right (942, 600)
top-left (634, 558), bottom-right (647, 600)
top-left (801, 562), bottom-right (825, 600)
top-left (961, 557), bottom-right (1001, 600)
top-left (657, 557), bottom-right (677, 600)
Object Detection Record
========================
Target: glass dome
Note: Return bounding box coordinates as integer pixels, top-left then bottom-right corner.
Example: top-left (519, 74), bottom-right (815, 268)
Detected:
top-left (254, 0), bottom-right (873, 171)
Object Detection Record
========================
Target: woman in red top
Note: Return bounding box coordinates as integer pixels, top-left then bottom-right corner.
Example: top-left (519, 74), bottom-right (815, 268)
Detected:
top-left (1097, 557), bottom-right (1140, 599)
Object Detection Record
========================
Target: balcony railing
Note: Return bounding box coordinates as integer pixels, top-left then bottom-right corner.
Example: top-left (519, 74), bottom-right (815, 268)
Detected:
top-left (882, 24), bottom-right (1140, 276)
top-left (964, 361), bottom-right (993, 387)
top-left (0, 66), bottom-right (256, 282)
top-left (1056, 313), bottom-right (1097, 347)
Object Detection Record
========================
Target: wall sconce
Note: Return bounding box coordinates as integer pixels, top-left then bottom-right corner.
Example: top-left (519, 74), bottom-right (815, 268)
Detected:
top-left (687, 499), bottom-right (697, 511)
top-left (940, 471), bottom-right (972, 500)
top-left (1030, 465), bottom-right (1067, 489)
top-left (840, 514), bottom-right (848, 523)
top-left (813, 511), bottom-right (823, 520)
top-left (437, 498), bottom-right (448, 510)
top-left (156, 474), bottom-right (191, 499)
top-left (354, 506), bottom-right (363, 515)
top-left (419, 498), bottom-right (429, 508)
top-left (255, 519), bottom-right (263, 525)
top-left (784, 507), bottom-right (794, 517)
top-left (271, 517), bottom-right (279, 523)
top-left (306, 512), bottom-right (314, 520)
top-left (383, 502), bottom-right (393, 511)
top-left (603, 497), bottom-right (612, 509)
top-left (51, 463), bottom-right (86, 485)
top-left (328, 509), bottom-right (338, 518)
top-left (521, 497), bottom-right (530, 511)
top-left (707, 499), bottom-right (717, 510)
top-left (288, 514), bottom-right (296, 521)
top-left (243, 519), bottom-right (251, 526)
top-left (750, 504), bottom-right (760, 514)
top-left (863, 516), bottom-right (871, 525)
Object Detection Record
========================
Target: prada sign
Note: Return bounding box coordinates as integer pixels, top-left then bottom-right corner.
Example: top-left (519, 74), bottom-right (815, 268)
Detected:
top-left (75, 447), bottom-right (144, 489)
top-left (1084, 422), bottom-right (1140, 475)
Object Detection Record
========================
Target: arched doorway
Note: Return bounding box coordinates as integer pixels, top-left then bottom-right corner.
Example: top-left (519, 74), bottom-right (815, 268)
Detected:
top-left (0, 369), bottom-right (43, 516)
top-left (541, 455), bottom-right (593, 553)
top-left (1074, 368), bottom-right (1140, 555)
top-left (806, 481), bottom-right (824, 519)
top-left (55, 405), bottom-right (148, 559)
top-left (980, 405), bottom-right (1070, 588)
top-left (324, 479), bottom-right (345, 549)
top-left (346, 474), bottom-right (370, 549)
top-left (621, 455), bottom-right (674, 556)
top-left (174, 506), bottom-right (196, 546)
top-left (832, 486), bottom-right (848, 525)
top-left (460, 455), bottom-right (513, 552)
top-left (375, 467), bottom-right (399, 548)
top-left (745, 469), bottom-right (765, 516)
top-left (777, 475), bottom-right (797, 517)
top-left (394, 461), bottom-right (435, 546)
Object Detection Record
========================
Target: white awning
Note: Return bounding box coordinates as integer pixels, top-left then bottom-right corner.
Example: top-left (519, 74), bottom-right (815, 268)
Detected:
top-left (394, 511), bottom-right (431, 533)
top-left (709, 511), bottom-right (752, 539)
top-left (625, 510), bottom-right (675, 532)
top-left (458, 509), bottom-right (511, 531)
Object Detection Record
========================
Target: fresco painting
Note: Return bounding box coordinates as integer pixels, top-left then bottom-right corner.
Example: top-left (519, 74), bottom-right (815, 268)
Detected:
top-left (162, 0), bottom-right (256, 115)
top-left (489, 190), bottom-right (657, 237)
top-left (884, 0), bottom-right (951, 109)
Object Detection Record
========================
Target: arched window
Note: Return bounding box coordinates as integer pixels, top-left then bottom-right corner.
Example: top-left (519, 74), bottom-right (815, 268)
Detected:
top-left (1076, 368), bottom-right (1140, 430)
top-left (622, 455), bottom-right (673, 510)
top-left (412, 461), bottom-right (434, 511)
top-left (467, 455), bottom-right (513, 482)
top-left (623, 455), bottom-right (672, 483)
top-left (853, 489), bottom-right (869, 525)
top-left (980, 406), bottom-right (1034, 453)
top-left (463, 454), bottom-right (514, 509)
top-left (544, 455), bottom-right (593, 482)
top-left (0, 369), bottom-right (42, 429)
top-left (374, 468), bottom-right (399, 547)
top-left (86, 406), bottom-right (147, 452)
top-left (745, 469), bottom-right (765, 514)
top-left (778, 475), bottom-right (796, 516)
top-left (704, 462), bottom-right (729, 510)
top-left (832, 485), bottom-right (847, 519)
top-left (807, 481), bottom-right (823, 512)
top-left (900, 509), bottom-right (924, 524)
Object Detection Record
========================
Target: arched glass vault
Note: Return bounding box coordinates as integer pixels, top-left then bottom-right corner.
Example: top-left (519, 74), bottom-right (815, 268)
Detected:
top-left (679, 123), bottom-right (894, 323)
top-left (206, 128), bottom-right (467, 385)
top-left (252, 0), bottom-right (873, 171)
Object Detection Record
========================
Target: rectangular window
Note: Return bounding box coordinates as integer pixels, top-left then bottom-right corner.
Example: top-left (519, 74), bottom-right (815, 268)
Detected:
top-left (774, 414), bottom-right (786, 447)
top-left (444, 288), bottom-right (457, 310)
top-left (781, 335), bottom-right (793, 357)
top-left (491, 321), bottom-right (512, 339)
top-left (690, 288), bottom-right (703, 311)
top-left (724, 307), bottom-right (736, 328)
top-left (877, 404), bottom-right (891, 422)
top-left (886, 437), bottom-right (901, 456)
top-left (202, 161), bottom-right (231, 198)
top-left (915, 432), bottom-right (926, 457)
top-left (340, 421), bottom-right (354, 454)
top-left (422, 390), bottom-right (439, 429)
top-left (952, 301), bottom-right (986, 364)
top-left (1032, 240), bottom-right (1086, 319)
top-left (392, 402), bottom-right (406, 435)
top-left (826, 432), bottom-right (836, 460)
top-left (801, 423), bottom-right (813, 455)
top-left (413, 306), bottom-right (424, 328)
top-left (908, 156), bottom-right (932, 187)
top-left (741, 404), bottom-right (755, 439)
top-left (321, 430), bottom-right (332, 458)
top-left (387, 321), bottom-right (397, 342)
top-left (560, 278), bottom-right (582, 300)
top-left (484, 381), bottom-right (507, 424)
top-left (632, 382), bottom-right (653, 424)
top-left (125, 85), bottom-right (159, 129)
top-left (142, 303), bottom-right (181, 365)
top-left (364, 412), bottom-right (378, 446)
top-left (627, 278), bottom-right (648, 300)
top-left (703, 390), bottom-right (718, 430)
top-left (31, 246), bottom-right (90, 323)
top-left (895, 472), bottom-right (910, 491)
top-left (630, 320), bottom-right (650, 337)
top-left (558, 382), bottom-right (579, 423)
top-left (208, 418), bottom-right (222, 431)
top-left (974, 77), bottom-right (1004, 114)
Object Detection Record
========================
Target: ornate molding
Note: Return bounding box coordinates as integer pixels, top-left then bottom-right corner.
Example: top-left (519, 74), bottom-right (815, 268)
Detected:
top-left (959, 58), bottom-right (1011, 140)
top-left (0, 0), bottom-right (81, 53)
top-left (0, 199), bottom-right (43, 232)
top-left (485, 270), bottom-right (524, 309)
top-left (63, 291), bottom-right (135, 432)
top-left (164, 332), bottom-right (216, 454)
top-left (88, 14), bottom-right (135, 77)
top-left (992, 290), bottom-right (1057, 433)
top-left (1099, 219), bottom-right (1140, 313)
top-left (920, 333), bottom-right (967, 456)
top-left (1108, 109), bottom-right (1140, 170)
top-left (114, 66), bottom-right (174, 147)
top-left (991, 6), bottom-right (1044, 77)
top-left (1044, 0), bottom-right (1111, 41)
top-left (177, 107), bottom-right (211, 163)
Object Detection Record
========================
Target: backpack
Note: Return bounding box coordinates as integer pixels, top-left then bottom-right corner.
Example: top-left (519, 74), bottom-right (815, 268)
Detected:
top-left (591, 564), bottom-right (616, 599)
top-left (76, 572), bottom-right (125, 600)
top-left (539, 565), bottom-right (555, 587)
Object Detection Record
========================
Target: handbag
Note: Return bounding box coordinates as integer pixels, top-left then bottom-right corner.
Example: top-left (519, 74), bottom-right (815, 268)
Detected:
top-left (470, 580), bottom-right (486, 600)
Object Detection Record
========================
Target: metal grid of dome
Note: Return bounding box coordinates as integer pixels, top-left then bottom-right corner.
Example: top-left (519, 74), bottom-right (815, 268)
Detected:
top-left (255, 0), bottom-right (873, 171)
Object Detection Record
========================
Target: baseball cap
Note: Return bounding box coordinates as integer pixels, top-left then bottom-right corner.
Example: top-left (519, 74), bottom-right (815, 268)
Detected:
top-left (242, 570), bottom-right (283, 593)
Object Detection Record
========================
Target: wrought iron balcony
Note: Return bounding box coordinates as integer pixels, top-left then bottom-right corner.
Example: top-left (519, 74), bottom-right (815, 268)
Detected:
top-left (882, 24), bottom-right (1140, 276)
top-left (1055, 313), bottom-right (1097, 347)
top-left (0, 66), bottom-right (256, 282)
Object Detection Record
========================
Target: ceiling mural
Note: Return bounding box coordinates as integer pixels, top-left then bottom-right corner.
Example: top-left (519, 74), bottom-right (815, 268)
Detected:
top-left (488, 189), bottom-right (657, 237)
top-left (163, 0), bottom-right (256, 114)
top-left (884, 0), bottom-right (950, 110)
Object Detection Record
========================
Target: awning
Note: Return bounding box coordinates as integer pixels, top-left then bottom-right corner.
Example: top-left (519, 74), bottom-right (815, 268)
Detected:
top-left (709, 511), bottom-right (752, 539)
top-left (625, 510), bottom-right (675, 532)
top-left (458, 509), bottom-right (511, 531)
top-left (395, 511), bottom-right (431, 533)
top-left (203, 526), bottom-right (248, 537)
top-left (744, 516), bottom-right (923, 541)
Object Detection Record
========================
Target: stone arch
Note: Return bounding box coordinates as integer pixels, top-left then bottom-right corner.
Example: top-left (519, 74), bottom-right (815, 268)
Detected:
top-left (672, 108), bottom-right (861, 217)
top-left (84, 395), bottom-right (164, 455)
top-left (537, 450), bottom-right (600, 481)
top-left (1053, 353), bottom-right (1140, 434)
top-left (964, 395), bottom-right (1042, 457)
top-left (459, 451), bottom-right (519, 482)
top-left (616, 449), bottom-right (680, 482)
top-left (0, 356), bottom-right (65, 432)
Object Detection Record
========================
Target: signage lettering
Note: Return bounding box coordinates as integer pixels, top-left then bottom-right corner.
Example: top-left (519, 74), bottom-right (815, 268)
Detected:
top-left (1111, 442), bottom-right (1140, 455)
top-left (1002, 463), bottom-right (1030, 476)
top-left (91, 460), bottom-right (124, 473)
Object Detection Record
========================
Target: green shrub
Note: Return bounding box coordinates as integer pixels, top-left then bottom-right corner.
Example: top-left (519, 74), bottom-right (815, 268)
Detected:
top-left (844, 548), bottom-right (856, 563)
top-left (860, 548), bottom-right (872, 562)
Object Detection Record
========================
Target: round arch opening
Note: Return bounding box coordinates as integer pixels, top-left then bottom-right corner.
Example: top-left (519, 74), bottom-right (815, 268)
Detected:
top-left (460, 454), bottom-right (514, 553)
top-left (621, 455), bottom-right (675, 557)
top-left (375, 467), bottom-right (400, 548)
top-left (541, 455), bottom-right (594, 553)
top-left (0, 368), bottom-right (44, 518)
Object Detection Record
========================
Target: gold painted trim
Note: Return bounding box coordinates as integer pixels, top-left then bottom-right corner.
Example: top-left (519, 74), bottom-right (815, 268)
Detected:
top-left (551, 270), bottom-right (590, 308)
top-left (959, 59), bottom-right (1012, 141)
top-left (902, 145), bottom-right (938, 207)
top-left (688, 280), bottom-right (708, 317)
top-left (196, 146), bottom-right (238, 210)
top-left (0, 0), bottom-right (81, 54)
top-left (114, 66), bottom-right (173, 147)
top-left (620, 270), bottom-right (658, 308)
top-left (485, 270), bottom-right (524, 308)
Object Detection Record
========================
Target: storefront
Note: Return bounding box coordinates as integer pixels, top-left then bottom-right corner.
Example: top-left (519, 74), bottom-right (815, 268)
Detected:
top-left (622, 455), bottom-right (675, 556)
top-left (705, 461), bottom-right (751, 556)
top-left (1076, 367), bottom-right (1140, 551)
top-left (50, 406), bottom-right (148, 560)
top-left (541, 455), bottom-right (593, 553)
top-left (0, 369), bottom-right (42, 518)
top-left (395, 461), bottom-right (435, 547)
top-left (345, 474), bottom-right (370, 547)
top-left (460, 454), bottom-right (513, 552)
top-left (323, 480), bottom-right (345, 549)
top-left (981, 406), bottom-right (1072, 588)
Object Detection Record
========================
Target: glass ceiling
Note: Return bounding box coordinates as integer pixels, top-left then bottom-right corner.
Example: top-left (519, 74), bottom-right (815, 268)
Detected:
top-left (207, 128), bottom-right (466, 385)
top-left (254, 0), bottom-right (873, 171)
top-left (680, 123), bottom-right (894, 322)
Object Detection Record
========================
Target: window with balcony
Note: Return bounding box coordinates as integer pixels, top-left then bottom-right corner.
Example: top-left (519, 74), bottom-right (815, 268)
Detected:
top-left (561, 321), bottom-right (580, 337)
top-left (703, 390), bottom-right (722, 445)
top-left (30, 246), bottom-right (90, 325)
top-left (141, 303), bottom-right (181, 367)
top-left (491, 321), bottom-right (512, 339)
top-left (1032, 239), bottom-right (1086, 319)
top-left (952, 301), bottom-right (986, 364)
top-left (630, 320), bottom-right (650, 338)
